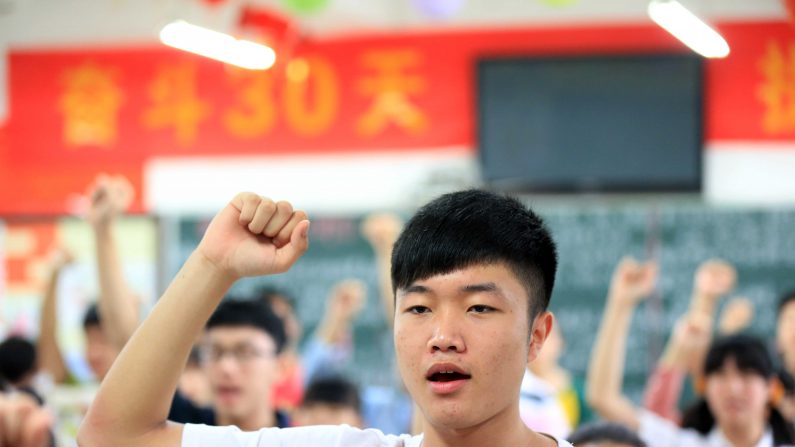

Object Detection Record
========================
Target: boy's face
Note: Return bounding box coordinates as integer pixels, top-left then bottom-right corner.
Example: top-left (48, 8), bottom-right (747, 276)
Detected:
top-left (393, 263), bottom-right (551, 431)
top-left (84, 325), bottom-right (118, 380)
top-left (201, 326), bottom-right (279, 420)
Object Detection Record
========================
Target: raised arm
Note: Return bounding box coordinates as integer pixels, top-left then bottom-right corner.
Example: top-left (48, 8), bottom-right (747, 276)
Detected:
top-left (642, 259), bottom-right (735, 419)
top-left (682, 260), bottom-right (735, 380)
top-left (688, 259), bottom-right (735, 323)
top-left (315, 280), bottom-right (366, 346)
top-left (643, 313), bottom-right (712, 422)
top-left (586, 257), bottom-right (658, 431)
top-left (361, 213), bottom-right (402, 324)
top-left (303, 280), bottom-right (366, 382)
top-left (78, 193), bottom-right (310, 447)
top-left (37, 249), bottom-right (74, 384)
top-left (86, 175), bottom-right (141, 350)
top-left (718, 296), bottom-right (754, 335)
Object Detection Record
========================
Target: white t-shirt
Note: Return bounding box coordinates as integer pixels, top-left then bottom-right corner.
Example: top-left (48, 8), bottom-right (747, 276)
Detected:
top-left (639, 410), bottom-right (793, 447)
top-left (182, 424), bottom-right (574, 447)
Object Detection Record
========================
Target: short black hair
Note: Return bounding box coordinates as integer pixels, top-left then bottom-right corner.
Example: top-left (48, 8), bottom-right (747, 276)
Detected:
top-left (83, 303), bottom-right (101, 329)
top-left (777, 288), bottom-right (795, 317)
top-left (391, 189), bottom-right (558, 319)
top-left (0, 336), bottom-right (37, 384)
top-left (301, 375), bottom-right (361, 414)
top-left (704, 333), bottom-right (773, 379)
top-left (567, 421), bottom-right (647, 447)
top-left (206, 298), bottom-right (287, 354)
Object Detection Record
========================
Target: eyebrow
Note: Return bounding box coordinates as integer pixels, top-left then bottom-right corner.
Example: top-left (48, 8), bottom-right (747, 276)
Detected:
top-left (461, 282), bottom-right (499, 294)
top-left (399, 282), bottom-right (507, 300)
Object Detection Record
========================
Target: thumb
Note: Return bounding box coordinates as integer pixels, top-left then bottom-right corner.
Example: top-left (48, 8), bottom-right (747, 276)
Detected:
top-left (272, 220), bottom-right (310, 273)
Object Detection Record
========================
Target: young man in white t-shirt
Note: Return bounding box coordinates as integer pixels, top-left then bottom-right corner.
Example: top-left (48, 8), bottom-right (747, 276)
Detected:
top-left (77, 189), bottom-right (573, 447)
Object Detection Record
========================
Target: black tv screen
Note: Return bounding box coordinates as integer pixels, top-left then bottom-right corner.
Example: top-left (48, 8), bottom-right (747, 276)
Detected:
top-left (477, 54), bottom-right (703, 193)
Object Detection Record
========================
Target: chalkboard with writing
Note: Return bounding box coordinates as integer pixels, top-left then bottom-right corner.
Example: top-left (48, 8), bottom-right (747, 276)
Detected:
top-left (165, 204), bottom-right (795, 402)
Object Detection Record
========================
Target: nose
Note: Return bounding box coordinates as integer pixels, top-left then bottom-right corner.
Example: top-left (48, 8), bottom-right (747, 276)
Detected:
top-left (427, 309), bottom-right (466, 353)
top-left (214, 353), bottom-right (241, 374)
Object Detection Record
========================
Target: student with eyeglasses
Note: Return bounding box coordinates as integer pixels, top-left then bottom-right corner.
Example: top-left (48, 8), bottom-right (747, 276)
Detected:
top-left (168, 299), bottom-right (291, 430)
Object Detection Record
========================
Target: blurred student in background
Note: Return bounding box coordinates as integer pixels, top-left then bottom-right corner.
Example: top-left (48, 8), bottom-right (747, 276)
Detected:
top-left (0, 336), bottom-right (43, 405)
top-left (37, 175), bottom-right (141, 385)
top-left (520, 321), bottom-right (580, 439)
top-left (641, 259), bottom-right (739, 423)
top-left (588, 257), bottom-right (795, 447)
top-left (293, 375), bottom-right (363, 427)
top-left (258, 279), bottom-right (365, 413)
top-left (168, 298), bottom-right (291, 430)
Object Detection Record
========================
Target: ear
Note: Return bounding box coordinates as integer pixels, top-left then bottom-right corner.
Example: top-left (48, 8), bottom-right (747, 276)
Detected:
top-left (527, 311), bottom-right (554, 364)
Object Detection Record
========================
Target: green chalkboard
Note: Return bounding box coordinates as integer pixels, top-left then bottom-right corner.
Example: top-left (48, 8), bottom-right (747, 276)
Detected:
top-left (165, 204), bottom-right (795, 403)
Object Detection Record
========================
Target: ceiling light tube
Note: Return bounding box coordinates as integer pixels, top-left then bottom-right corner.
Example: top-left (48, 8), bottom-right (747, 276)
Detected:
top-left (160, 20), bottom-right (276, 70)
top-left (648, 0), bottom-right (730, 58)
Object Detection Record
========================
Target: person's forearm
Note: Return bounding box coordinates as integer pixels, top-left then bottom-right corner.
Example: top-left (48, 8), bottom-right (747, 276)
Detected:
top-left (375, 251), bottom-right (395, 324)
top-left (586, 298), bottom-right (639, 429)
top-left (659, 331), bottom-right (691, 372)
top-left (81, 251), bottom-right (235, 442)
top-left (316, 313), bottom-right (350, 345)
top-left (688, 290), bottom-right (719, 318)
top-left (588, 300), bottom-right (633, 404)
top-left (642, 363), bottom-right (685, 423)
top-left (94, 222), bottom-right (140, 349)
top-left (38, 268), bottom-right (68, 383)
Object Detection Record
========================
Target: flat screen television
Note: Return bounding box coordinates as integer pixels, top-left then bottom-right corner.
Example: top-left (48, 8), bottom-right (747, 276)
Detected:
top-left (477, 54), bottom-right (703, 193)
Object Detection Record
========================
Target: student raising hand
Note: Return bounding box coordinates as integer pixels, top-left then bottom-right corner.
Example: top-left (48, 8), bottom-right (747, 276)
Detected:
top-left (78, 193), bottom-right (309, 447)
top-left (607, 257), bottom-right (659, 308)
top-left (197, 193), bottom-right (310, 279)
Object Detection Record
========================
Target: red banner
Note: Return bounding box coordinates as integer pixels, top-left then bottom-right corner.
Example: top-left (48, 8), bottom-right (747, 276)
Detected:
top-left (707, 22), bottom-right (795, 141)
top-left (3, 21), bottom-right (795, 214)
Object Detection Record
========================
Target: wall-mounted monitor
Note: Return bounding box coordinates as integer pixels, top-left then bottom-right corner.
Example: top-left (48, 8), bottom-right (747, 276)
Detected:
top-left (477, 54), bottom-right (703, 193)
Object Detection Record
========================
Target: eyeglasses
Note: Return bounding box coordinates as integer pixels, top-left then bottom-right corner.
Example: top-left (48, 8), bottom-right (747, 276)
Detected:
top-left (199, 344), bottom-right (274, 364)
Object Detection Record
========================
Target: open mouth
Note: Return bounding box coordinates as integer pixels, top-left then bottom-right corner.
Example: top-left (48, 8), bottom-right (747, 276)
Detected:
top-left (428, 371), bottom-right (472, 382)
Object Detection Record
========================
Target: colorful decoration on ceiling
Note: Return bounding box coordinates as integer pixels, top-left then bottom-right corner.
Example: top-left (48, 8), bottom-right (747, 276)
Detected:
top-left (411, 0), bottom-right (465, 19)
top-left (282, 0), bottom-right (330, 15)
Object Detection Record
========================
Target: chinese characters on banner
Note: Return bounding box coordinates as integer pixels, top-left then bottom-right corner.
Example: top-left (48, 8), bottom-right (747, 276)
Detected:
top-left (12, 45), bottom-right (445, 165)
top-left (60, 62), bottom-right (124, 148)
top-left (757, 40), bottom-right (795, 135)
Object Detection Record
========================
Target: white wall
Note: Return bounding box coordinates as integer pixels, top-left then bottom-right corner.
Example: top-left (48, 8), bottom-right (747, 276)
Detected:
top-left (145, 149), bottom-right (478, 214)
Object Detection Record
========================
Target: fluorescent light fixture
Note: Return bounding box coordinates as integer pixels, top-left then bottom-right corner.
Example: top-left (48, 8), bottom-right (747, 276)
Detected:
top-left (160, 20), bottom-right (276, 70)
top-left (648, 0), bottom-right (729, 58)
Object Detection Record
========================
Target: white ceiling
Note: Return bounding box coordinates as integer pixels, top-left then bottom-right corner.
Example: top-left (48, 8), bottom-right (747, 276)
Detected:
top-left (0, 0), bottom-right (786, 47)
